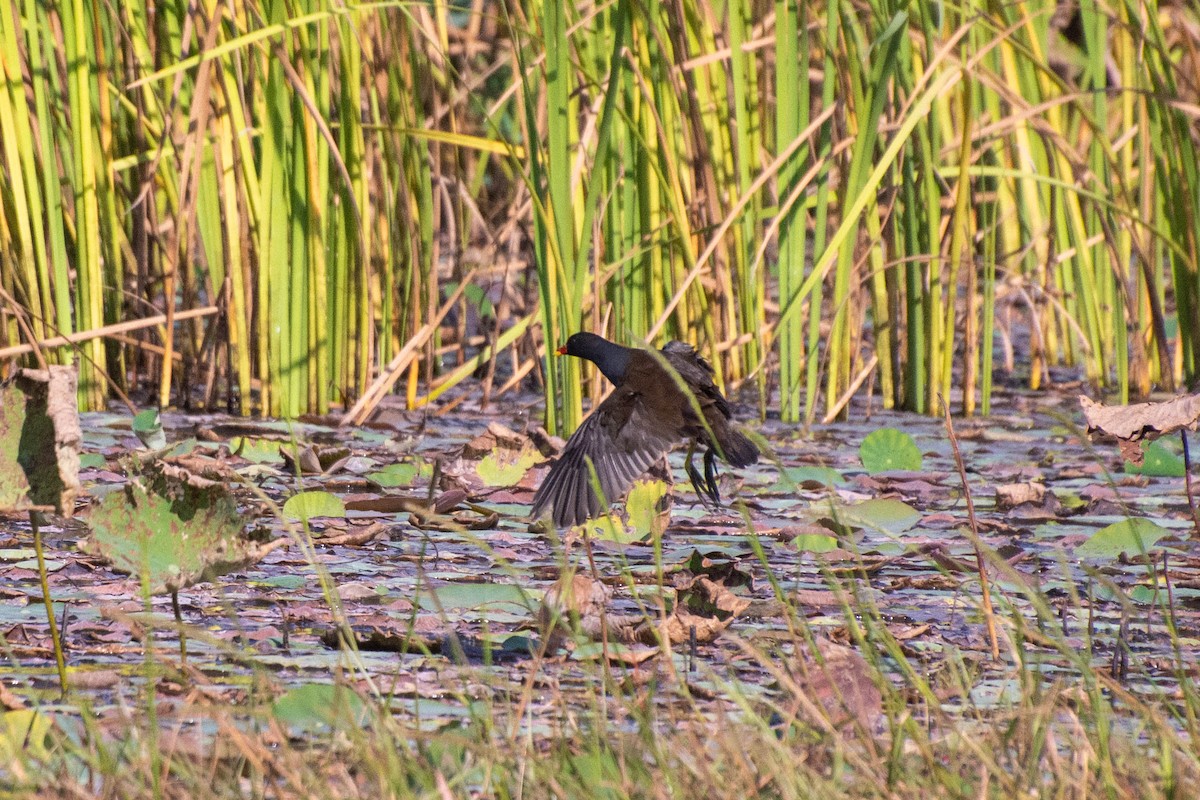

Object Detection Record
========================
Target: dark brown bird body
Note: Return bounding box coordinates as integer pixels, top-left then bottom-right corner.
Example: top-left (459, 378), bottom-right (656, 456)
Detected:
top-left (531, 333), bottom-right (758, 528)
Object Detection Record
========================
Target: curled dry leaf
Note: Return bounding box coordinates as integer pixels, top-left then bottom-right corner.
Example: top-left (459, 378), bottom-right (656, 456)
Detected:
top-left (0, 366), bottom-right (81, 514)
top-left (995, 481), bottom-right (1045, 509)
top-left (632, 575), bottom-right (751, 646)
top-left (1080, 393), bottom-right (1200, 465)
top-left (538, 574), bottom-right (613, 648)
top-left (463, 422), bottom-right (532, 459)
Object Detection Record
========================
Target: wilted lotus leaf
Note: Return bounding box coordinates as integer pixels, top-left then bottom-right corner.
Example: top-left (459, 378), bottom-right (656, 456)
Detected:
top-left (82, 477), bottom-right (283, 595)
top-left (1080, 393), bottom-right (1200, 465)
top-left (631, 574), bottom-right (750, 646)
top-left (784, 636), bottom-right (883, 733)
top-left (0, 366), bottom-right (81, 515)
top-left (538, 574), bottom-right (619, 648)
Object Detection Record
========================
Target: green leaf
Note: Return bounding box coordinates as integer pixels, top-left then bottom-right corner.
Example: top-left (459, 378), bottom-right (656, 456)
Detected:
top-left (271, 683), bottom-right (368, 732)
top-left (625, 479), bottom-right (668, 537)
top-left (132, 409), bottom-right (166, 450)
top-left (777, 465), bottom-right (844, 488)
top-left (283, 491), bottom-right (346, 521)
top-left (588, 514), bottom-right (646, 544)
top-left (78, 453), bottom-right (107, 470)
top-left (475, 447), bottom-right (539, 487)
top-left (259, 575), bottom-right (306, 590)
top-left (793, 534), bottom-right (839, 553)
top-left (1076, 518), bottom-right (1171, 560)
top-left (417, 582), bottom-right (534, 613)
top-left (368, 462), bottom-right (422, 488)
top-left (1124, 440), bottom-right (1186, 478)
top-left (230, 437), bottom-right (285, 464)
top-left (859, 428), bottom-right (923, 474)
top-left (0, 710), bottom-right (54, 763)
top-left (81, 481), bottom-right (264, 595)
top-left (835, 498), bottom-right (921, 534)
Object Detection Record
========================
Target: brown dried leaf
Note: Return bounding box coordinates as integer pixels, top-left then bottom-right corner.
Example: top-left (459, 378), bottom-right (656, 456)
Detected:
top-left (995, 481), bottom-right (1045, 509)
top-left (786, 637), bottom-right (883, 732)
top-left (0, 366), bottom-right (81, 514)
top-left (1080, 394), bottom-right (1200, 464)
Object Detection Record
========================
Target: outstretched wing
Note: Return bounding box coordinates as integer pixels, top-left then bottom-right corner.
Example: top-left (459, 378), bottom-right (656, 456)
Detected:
top-left (531, 386), bottom-right (678, 528)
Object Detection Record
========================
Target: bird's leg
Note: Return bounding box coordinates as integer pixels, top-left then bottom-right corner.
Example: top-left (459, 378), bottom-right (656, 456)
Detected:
top-left (684, 441), bottom-right (713, 508)
top-left (703, 447), bottom-right (721, 505)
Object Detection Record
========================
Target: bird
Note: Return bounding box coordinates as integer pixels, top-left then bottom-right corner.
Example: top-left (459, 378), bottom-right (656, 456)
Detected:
top-left (530, 332), bottom-right (759, 528)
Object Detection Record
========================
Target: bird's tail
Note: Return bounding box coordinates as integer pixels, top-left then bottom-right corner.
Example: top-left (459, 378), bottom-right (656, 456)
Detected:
top-left (719, 427), bottom-right (759, 467)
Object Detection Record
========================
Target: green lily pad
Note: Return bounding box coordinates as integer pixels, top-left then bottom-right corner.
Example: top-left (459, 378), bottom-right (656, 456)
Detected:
top-left (368, 462), bottom-right (426, 488)
top-left (417, 582), bottom-right (535, 613)
top-left (1, 710), bottom-right (54, 763)
top-left (1075, 518), bottom-right (1171, 560)
top-left (132, 409), bottom-right (166, 450)
top-left (475, 447), bottom-right (539, 487)
top-left (283, 490), bottom-right (346, 521)
top-left (835, 498), bottom-right (921, 534)
top-left (625, 479), bottom-right (668, 538)
top-left (793, 533), bottom-right (839, 553)
top-left (1124, 440), bottom-right (1186, 478)
top-left (78, 453), bottom-right (107, 470)
top-left (859, 428), bottom-right (923, 474)
top-left (782, 462), bottom-right (840, 489)
top-left (82, 481), bottom-right (268, 595)
top-left (272, 683), bottom-right (368, 733)
top-left (230, 437), bottom-right (286, 464)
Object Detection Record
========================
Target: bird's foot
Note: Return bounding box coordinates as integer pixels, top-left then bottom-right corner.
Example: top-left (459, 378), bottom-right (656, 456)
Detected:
top-left (702, 448), bottom-right (721, 505)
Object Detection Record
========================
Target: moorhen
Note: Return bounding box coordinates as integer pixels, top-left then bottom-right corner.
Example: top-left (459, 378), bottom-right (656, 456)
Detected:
top-left (531, 332), bottom-right (759, 528)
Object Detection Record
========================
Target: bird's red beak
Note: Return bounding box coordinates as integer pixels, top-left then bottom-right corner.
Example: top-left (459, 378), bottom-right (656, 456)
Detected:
top-left (556, 345), bottom-right (568, 356)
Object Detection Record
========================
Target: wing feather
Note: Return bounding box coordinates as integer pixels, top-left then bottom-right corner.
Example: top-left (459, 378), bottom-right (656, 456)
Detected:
top-left (531, 389), bottom-right (677, 528)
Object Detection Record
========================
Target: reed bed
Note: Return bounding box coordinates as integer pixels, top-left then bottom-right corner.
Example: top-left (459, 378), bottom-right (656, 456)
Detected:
top-left (0, 0), bottom-right (1197, 425)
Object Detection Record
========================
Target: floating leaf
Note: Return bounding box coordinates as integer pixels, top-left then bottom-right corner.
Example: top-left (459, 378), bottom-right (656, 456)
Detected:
top-left (417, 582), bottom-right (534, 613)
top-left (475, 446), bottom-right (539, 487)
top-left (283, 491), bottom-right (346, 521)
top-left (1124, 440), bottom-right (1186, 478)
top-left (82, 481), bottom-right (279, 595)
top-left (368, 462), bottom-right (423, 488)
top-left (0, 709), bottom-right (54, 763)
top-left (78, 453), bottom-right (107, 470)
top-left (859, 428), bottom-right (923, 474)
top-left (271, 683), bottom-right (368, 733)
top-left (132, 409), bottom-right (166, 450)
top-left (625, 479), bottom-right (669, 538)
top-left (1075, 518), bottom-right (1171, 560)
top-left (835, 498), bottom-right (921, 534)
top-left (230, 437), bottom-right (285, 464)
top-left (794, 534), bottom-right (839, 553)
top-left (587, 514), bottom-right (646, 545)
top-left (0, 366), bottom-right (81, 514)
top-left (776, 466), bottom-right (844, 489)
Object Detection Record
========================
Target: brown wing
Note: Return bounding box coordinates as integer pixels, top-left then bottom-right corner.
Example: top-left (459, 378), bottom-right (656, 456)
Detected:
top-left (661, 341), bottom-right (758, 467)
top-left (531, 386), bottom-right (679, 528)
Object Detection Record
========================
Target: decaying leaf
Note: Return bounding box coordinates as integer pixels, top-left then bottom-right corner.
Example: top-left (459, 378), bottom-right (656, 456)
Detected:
top-left (280, 443), bottom-right (351, 475)
top-left (463, 423), bottom-right (532, 459)
top-left (1080, 393), bottom-right (1200, 465)
top-left (0, 366), bottom-right (81, 514)
top-left (538, 574), bottom-right (616, 649)
top-left (784, 636), bottom-right (884, 732)
top-left (631, 575), bottom-right (751, 645)
top-left (81, 479), bottom-right (285, 595)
